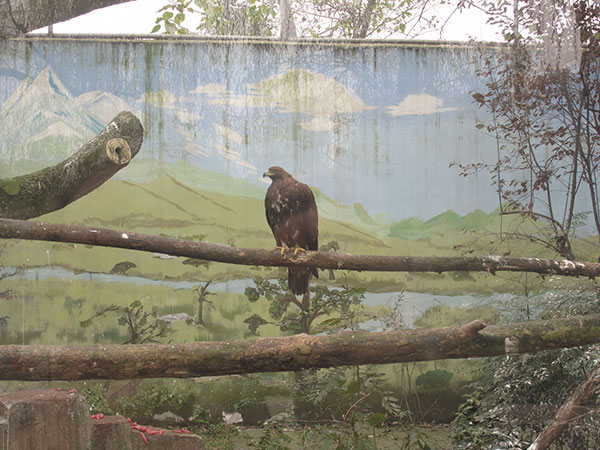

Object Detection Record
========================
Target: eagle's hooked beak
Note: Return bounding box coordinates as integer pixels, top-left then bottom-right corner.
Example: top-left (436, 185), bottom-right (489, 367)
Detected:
top-left (263, 169), bottom-right (273, 178)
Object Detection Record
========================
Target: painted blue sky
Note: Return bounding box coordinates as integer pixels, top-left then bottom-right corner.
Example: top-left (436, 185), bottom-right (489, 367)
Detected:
top-left (0, 39), bottom-right (500, 221)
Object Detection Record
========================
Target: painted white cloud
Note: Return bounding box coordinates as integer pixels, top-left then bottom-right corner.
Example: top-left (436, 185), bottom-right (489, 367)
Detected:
top-left (190, 83), bottom-right (232, 96)
top-left (214, 143), bottom-right (258, 173)
top-left (299, 116), bottom-right (337, 132)
top-left (258, 176), bottom-right (271, 185)
top-left (387, 93), bottom-right (459, 116)
top-left (214, 123), bottom-right (244, 144)
top-left (183, 142), bottom-right (210, 157)
top-left (171, 109), bottom-right (202, 124)
top-left (137, 90), bottom-right (192, 107)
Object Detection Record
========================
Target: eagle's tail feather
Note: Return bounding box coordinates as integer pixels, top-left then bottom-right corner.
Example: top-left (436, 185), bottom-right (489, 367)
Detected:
top-left (289, 267), bottom-right (313, 295)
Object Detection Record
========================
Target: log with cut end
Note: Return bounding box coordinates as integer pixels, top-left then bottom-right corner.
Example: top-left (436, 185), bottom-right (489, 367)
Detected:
top-left (0, 315), bottom-right (599, 381)
top-left (0, 111), bottom-right (143, 220)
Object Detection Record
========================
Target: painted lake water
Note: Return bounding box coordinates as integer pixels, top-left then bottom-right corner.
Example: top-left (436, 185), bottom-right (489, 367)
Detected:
top-left (2, 266), bottom-right (508, 336)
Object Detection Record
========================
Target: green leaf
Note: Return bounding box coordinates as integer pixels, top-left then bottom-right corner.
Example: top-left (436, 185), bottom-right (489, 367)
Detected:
top-left (151, 24), bottom-right (161, 33)
top-left (367, 412), bottom-right (387, 428)
top-left (319, 317), bottom-right (342, 327)
top-left (245, 287), bottom-right (260, 302)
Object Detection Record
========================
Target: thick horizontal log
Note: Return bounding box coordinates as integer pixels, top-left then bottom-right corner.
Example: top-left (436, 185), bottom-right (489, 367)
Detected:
top-left (1, 314), bottom-right (599, 381)
top-left (1, 218), bottom-right (600, 277)
top-left (0, 111), bottom-right (143, 220)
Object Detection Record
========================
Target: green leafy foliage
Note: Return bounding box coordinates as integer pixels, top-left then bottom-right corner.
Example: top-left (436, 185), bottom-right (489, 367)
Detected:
top-left (244, 271), bottom-right (366, 335)
top-left (153, 0), bottom-right (196, 34)
top-left (80, 385), bottom-right (114, 415)
top-left (452, 281), bottom-right (600, 449)
top-left (257, 425), bottom-right (293, 449)
top-left (295, 0), bottom-right (416, 38)
top-left (115, 384), bottom-right (187, 422)
top-left (153, 0), bottom-right (422, 38)
top-left (153, 0), bottom-right (277, 35)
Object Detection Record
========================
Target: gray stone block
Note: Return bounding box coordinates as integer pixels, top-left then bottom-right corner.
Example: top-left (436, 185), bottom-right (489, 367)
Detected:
top-left (92, 415), bottom-right (133, 450)
top-left (0, 389), bottom-right (92, 450)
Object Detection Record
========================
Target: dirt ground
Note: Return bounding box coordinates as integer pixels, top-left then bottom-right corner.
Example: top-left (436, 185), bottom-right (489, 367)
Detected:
top-left (202, 423), bottom-right (453, 449)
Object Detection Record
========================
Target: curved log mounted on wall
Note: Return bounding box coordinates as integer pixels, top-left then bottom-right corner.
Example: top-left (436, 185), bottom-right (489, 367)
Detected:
top-left (0, 111), bottom-right (143, 219)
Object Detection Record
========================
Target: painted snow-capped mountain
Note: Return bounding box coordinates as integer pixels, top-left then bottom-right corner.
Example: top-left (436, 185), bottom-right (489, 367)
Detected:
top-left (75, 90), bottom-right (140, 125)
top-left (0, 67), bottom-right (131, 162)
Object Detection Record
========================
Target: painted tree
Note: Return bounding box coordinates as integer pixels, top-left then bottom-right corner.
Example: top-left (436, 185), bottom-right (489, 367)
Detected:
top-left (193, 280), bottom-right (215, 326)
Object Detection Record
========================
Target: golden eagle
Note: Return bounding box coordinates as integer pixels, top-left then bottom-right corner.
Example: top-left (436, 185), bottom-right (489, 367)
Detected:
top-left (263, 166), bottom-right (319, 295)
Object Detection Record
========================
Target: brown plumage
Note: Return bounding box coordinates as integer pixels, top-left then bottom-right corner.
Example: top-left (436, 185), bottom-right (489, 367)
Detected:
top-left (263, 166), bottom-right (319, 295)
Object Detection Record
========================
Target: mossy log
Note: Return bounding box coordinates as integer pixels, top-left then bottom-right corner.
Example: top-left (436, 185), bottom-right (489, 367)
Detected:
top-left (0, 111), bottom-right (143, 220)
top-left (1, 217), bottom-right (600, 277)
top-left (0, 315), bottom-right (599, 381)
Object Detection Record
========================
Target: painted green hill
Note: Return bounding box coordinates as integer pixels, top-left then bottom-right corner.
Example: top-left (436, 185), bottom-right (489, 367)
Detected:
top-left (1, 172), bottom-right (390, 282)
top-left (388, 208), bottom-right (496, 240)
top-left (6, 161), bottom-right (595, 294)
top-left (119, 158), bottom-right (390, 236)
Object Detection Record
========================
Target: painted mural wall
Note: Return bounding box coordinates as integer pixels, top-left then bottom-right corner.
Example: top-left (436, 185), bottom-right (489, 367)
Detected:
top-left (0, 38), bottom-right (580, 348)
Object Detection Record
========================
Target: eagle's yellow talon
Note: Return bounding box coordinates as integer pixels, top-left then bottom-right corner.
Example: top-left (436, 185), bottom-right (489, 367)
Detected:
top-left (276, 246), bottom-right (287, 255)
top-left (293, 247), bottom-right (306, 256)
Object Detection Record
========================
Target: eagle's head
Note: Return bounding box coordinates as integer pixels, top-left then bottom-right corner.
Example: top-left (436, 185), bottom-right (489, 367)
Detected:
top-left (263, 166), bottom-right (290, 180)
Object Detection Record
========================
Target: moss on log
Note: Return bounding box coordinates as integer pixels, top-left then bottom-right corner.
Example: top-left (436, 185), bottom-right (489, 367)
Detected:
top-left (0, 315), bottom-right (599, 381)
top-left (0, 111), bottom-right (143, 220)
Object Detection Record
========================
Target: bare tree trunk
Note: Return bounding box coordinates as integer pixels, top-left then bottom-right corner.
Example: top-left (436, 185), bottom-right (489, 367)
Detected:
top-left (354, 0), bottom-right (376, 38)
top-left (1, 315), bottom-right (600, 381)
top-left (0, 111), bottom-right (143, 219)
top-left (2, 217), bottom-right (600, 277)
top-left (279, 0), bottom-right (296, 40)
top-left (0, 0), bottom-right (134, 38)
top-left (527, 365), bottom-right (600, 450)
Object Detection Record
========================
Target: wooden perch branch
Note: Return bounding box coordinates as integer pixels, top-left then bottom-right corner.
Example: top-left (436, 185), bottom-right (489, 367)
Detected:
top-left (0, 111), bottom-right (143, 220)
top-left (1, 218), bottom-right (600, 277)
top-left (527, 365), bottom-right (600, 450)
top-left (1, 314), bottom-right (600, 381)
